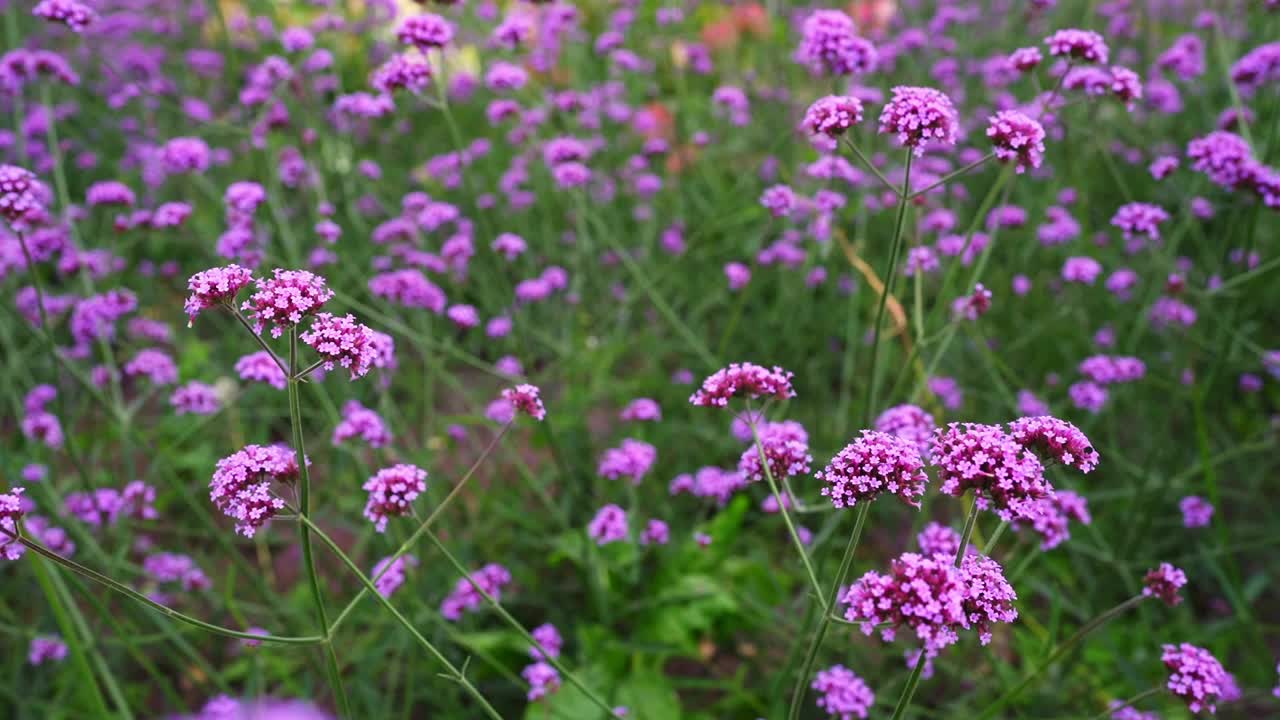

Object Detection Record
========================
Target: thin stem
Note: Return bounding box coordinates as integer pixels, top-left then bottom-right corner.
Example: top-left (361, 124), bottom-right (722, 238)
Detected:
top-left (974, 594), bottom-right (1147, 719)
top-left (982, 520), bottom-right (1009, 555)
top-left (423, 529), bottom-right (625, 720)
top-left (907, 152), bottom-right (995, 200)
top-left (954, 496), bottom-right (981, 568)
top-left (1087, 687), bottom-right (1162, 720)
top-left (15, 534), bottom-right (323, 644)
top-left (297, 516), bottom-right (504, 720)
top-left (231, 307), bottom-right (289, 378)
top-left (786, 502), bottom-right (871, 720)
top-left (328, 424), bottom-right (512, 635)
top-left (749, 414), bottom-right (827, 611)
top-left (842, 138), bottom-right (902, 197)
top-left (288, 328), bottom-right (351, 717)
top-left (862, 152), bottom-right (914, 427)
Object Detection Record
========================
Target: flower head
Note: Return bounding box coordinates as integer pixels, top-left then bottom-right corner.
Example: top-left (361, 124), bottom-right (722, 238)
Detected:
top-left (932, 423), bottom-right (1051, 521)
top-left (811, 665), bottom-right (875, 719)
top-left (210, 445), bottom-right (299, 537)
top-left (817, 431), bottom-right (929, 509)
top-left (300, 313), bottom-right (377, 380)
top-left (0, 164), bottom-right (41, 222)
top-left (878, 86), bottom-right (960, 156)
top-left (690, 363), bottom-right (796, 407)
top-left (1007, 416), bottom-right (1099, 473)
top-left (598, 439), bottom-right (657, 484)
top-left (797, 10), bottom-right (877, 76)
top-left (397, 13), bottom-right (454, 50)
top-left (959, 553), bottom-right (1019, 644)
top-left (738, 420), bottom-right (812, 483)
top-left (362, 464), bottom-right (428, 532)
top-left (1179, 495), bottom-right (1213, 528)
top-left (1162, 643), bottom-right (1226, 714)
top-left (842, 552), bottom-right (967, 652)
top-left (441, 563), bottom-right (511, 621)
top-left (371, 555), bottom-right (418, 598)
top-left (1045, 29), bottom-right (1109, 63)
top-left (803, 95), bottom-right (865, 138)
top-left (986, 111), bottom-right (1046, 174)
top-left (244, 269), bottom-right (334, 337)
top-left (1143, 563), bottom-right (1188, 606)
top-left (588, 504), bottom-right (628, 545)
top-left (501, 384), bottom-right (546, 421)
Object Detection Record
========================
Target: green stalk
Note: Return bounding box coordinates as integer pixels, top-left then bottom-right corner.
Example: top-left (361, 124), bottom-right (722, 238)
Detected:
top-left (862, 152), bottom-right (913, 427)
top-left (749, 416), bottom-right (826, 610)
top-left (424, 529), bottom-right (625, 720)
top-left (974, 594), bottom-right (1146, 719)
top-left (287, 328), bottom-right (352, 717)
top-left (297, 516), bottom-right (504, 720)
top-left (786, 501), bottom-right (871, 720)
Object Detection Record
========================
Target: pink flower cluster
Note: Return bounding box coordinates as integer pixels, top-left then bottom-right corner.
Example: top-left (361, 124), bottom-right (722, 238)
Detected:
top-left (597, 439), bottom-right (657, 484)
top-left (738, 421), bottom-right (812, 482)
top-left (185, 265), bottom-right (254, 325)
top-left (803, 95), bottom-right (865, 138)
top-left (1142, 563), bottom-right (1188, 606)
top-left (440, 563), bottom-right (512, 621)
top-left (397, 13), bottom-right (454, 51)
top-left (1017, 490), bottom-right (1092, 550)
top-left (1162, 643), bottom-right (1227, 714)
top-left (1045, 28), bottom-right (1110, 63)
top-left (811, 664), bottom-right (875, 720)
top-left (689, 362), bottom-right (796, 407)
top-left (299, 313), bottom-right (377, 380)
top-left (796, 10), bottom-right (877, 76)
top-left (0, 164), bottom-right (41, 222)
top-left (1006, 416), bottom-right (1100, 473)
top-left (932, 423), bottom-right (1051, 521)
top-left (501, 384), bottom-right (547, 421)
top-left (33, 0), bottom-right (96, 33)
top-left (209, 445), bottom-right (299, 537)
top-left (371, 554), bottom-right (418, 598)
top-left (878, 86), bottom-right (960, 156)
top-left (986, 110), bottom-right (1046, 174)
top-left (958, 553), bottom-right (1019, 645)
top-left (1078, 355), bottom-right (1146, 385)
top-left (816, 431), bottom-right (929, 509)
top-left (332, 400), bottom-right (391, 448)
top-left (243, 269), bottom-right (335, 337)
top-left (841, 552), bottom-right (967, 652)
top-left (588, 503), bottom-right (629, 545)
top-left (362, 464), bottom-right (427, 532)
top-left (874, 404), bottom-right (936, 458)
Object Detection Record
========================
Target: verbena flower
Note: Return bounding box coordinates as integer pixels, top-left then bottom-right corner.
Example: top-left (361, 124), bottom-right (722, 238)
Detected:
top-left (1007, 416), bottom-right (1100, 473)
top-left (299, 313), bottom-right (377, 380)
top-left (502, 384), bottom-right (546, 421)
top-left (244, 269), bottom-right (334, 337)
top-left (932, 423), bottom-right (1051, 521)
top-left (371, 554), bottom-right (418, 598)
top-left (522, 661), bottom-right (561, 701)
top-left (441, 563), bottom-right (512, 621)
top-left (33, 0), bottom-right (95, 32)
top-left (236, 351), bottom-right (287, 390)
top-left (640, 518), bottom-right (670, 546)
top-left (1143, 563), bottom-right (1188, 606)
top-left (588, 503), bottom-right (628, 545)
top-left (986, 110), bottom-right (1046, 174)
top-left (1111, 202), bottom-right (1170, 241)
top-left (1179, 495), bottom-right (1213, 528)
top-left (803, 95), bottom-right (865, 138)
top-left (878, 86), bottom-right (960, 156)
top-left (362, 464), bottom-right (428, 532)
top-left (842, 552), bottom-right (967, 652)
top-left (1045, 28), bottom-right (1109, 63)
top-left (529, 623), bottom-right (563, 660)
top-left (0, 164), bottom-right (41, 222)
top-left (143, 552), bottom-right (211, 591)
top-left (816, 430), bottom-right (928, 509)
top-left (210, 445), bottom-right (299, 537)
top-left (332, 400), bottom-right (391, 448)
top-left (1162, 643), bottom-right (1226, 714)
top-left (170, 381), bottom-right (222, 416)
top-left (1016, 490), bottom-right (1091, 550)
top-left (28, 635), bottom-right (67, 665)
top-left (397, 13), bottom-right (454, 51)
top-left (620, 398), bottom-right (661, 422)
top-left (689, 363), bottom-right (796, 407)
top-left (959, 553), bottom-right (1019, 645)
top-left (796, 10), bottom-right (877, 76)
top-left (917, 522), bottom-right (965, 558)
top-left (739, 420), bottom-right (812, 482)
top-left (811, 665), bottom-right (875, 719)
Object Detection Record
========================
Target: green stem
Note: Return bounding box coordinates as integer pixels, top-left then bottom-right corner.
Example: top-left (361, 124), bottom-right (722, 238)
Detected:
top-left (749, 413), bottom-right (826, 611)
top-left (786, 501), bottom-right (871, 720)
top-left (862, 152), bottom-right (914, 427)
top-left (423, 529), bottom-right (625, 720)
top-left (29, 554), bottom-right (113, 716)
top-left (15, 534), bottom-right (323, 644)
top-left (297, 516), bottom-right (504, 720)
top-left (1087, 687), bottom-right (1162, 720)
top-left (907, 153), bottom-right (995, 200)
top-left (974, 595), bottom-right (1146, 719)
top-left (328, 423), bottom-right (512, 635)
top-left (288, 328), bottom-right (351, 718)
top-left (842, 138), bottom-right (901, 197)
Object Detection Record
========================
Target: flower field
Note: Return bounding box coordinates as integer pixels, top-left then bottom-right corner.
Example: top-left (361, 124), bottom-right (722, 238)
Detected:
top-left (2, 1), bottom-right (1279, 718)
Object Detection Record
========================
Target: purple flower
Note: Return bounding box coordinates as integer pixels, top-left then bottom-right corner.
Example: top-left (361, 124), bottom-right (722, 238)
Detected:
top-left (874, 405), bottom-right (936, 458)
top-left (803, 95), bottom-right (865, 137)
top-left (1109, 66), bottom-right (1143, 109)
top-left (1186, 131), bottom-right (1254, 188)
top-left (986, 110), bottom-right (1045, 174)
top-left (530, 623), bottom-right (563, 660)
top-left (86, 180), bottom-right (135, 207)
top-left (371, 554), bottom-right (418, 598)
top-left (878, 86), bottom-right (960, 156)
top-left (598, 439), bottom-right (657, 484)
top-left (0, 164), bottom-right (42, 222)
top-left (917, 522), bottom-right (965, 558)
top-left (300, 313), bottom-right (377, 380)
top-left (1045, 28), bottom-right (1109, 63)
top-left (369, 269), bottom-right (446, 312)
top-left (588, 504), bottom-right (628, 545)
top-left (1008, 416), bottom-right (1099, 473)
top-left (620, 398), bottom-right (661, 422)
top-left (811, 665), bottom-right (875, 719)
top-left (640, 518), bottom-right (670, 546)
top-left (725, 261), bottom-right (752, 290)
top-left (143, 552), bottom-right (211, 591)
top-left (760, 184), bottom-right (797, 217)
top-left (690, 363), bottom-right (796, 408)
top-left (162, 137), bottom-right (211, 175)
top-left (817, 431), bottom-right (928, 509)
top-left (958, 553), bottom-right (1019, 644)
top-left (842, 552), bottom-right (967, 652)
top-left (397, 13), bottom-right (454, 50)
top-left (522, 662), bottom-right (561, 701)
top-left (1162, 643), bottom-right (1227, 714)
top-left (441, 563), bottom-right (512, 621)
top-left (1143, 563), bottom-right (1188, 606)
top-left (210, 445), bottom-right (299, 537)
top-left (933, 423), bottom-right (1051, 522)
top-left (33, 0), bottom-right (95, 32)
top-left (1062, 256), bottom-right (1102, 284)
top-left (236, 351), bottom-right (286, 390)
top-left (1230, 41), bottom-right (1280, 95)
top-left (502, 384), bottom-right (546, 421)
top-left (170, 381), bottom-right (222, 415)
top-left (28, 635), bottom-right (67, 665)
top-left (371, 53), bottom-right (432, 94)
top-left (124, 348), bottom-right (179, 386)
top-left (1008, 47), bottom-right (1043, 72)
top-left (244, 269), bottom-right (334, 337)
top-left (796, 10), bottom-right (877, 76)
top-left (739, 420), bottom-right (812, 482)
top-left (1179, 495), bottom-right (1213, 528)
top-left (332, 400), bottom-right (391, 448)
top-left (1111, 202), bottom-right (1170, 241)
top-left (363, 464), bottom-right (428, 533)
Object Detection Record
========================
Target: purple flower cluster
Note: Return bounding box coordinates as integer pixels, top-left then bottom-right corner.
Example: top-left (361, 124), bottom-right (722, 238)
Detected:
top-left (501, 384), bottom-right (546, 421)
top-left (874, 405), bottom-right (936, 458)
top-left (986, 111), bottom-right (1046, 174)
top-left (1078, 355), bottom-right (1146, 385)
top-left (362, 464), bottom-right (428, 532)
top-left (689, 363), bottom-right (796, 407)
top-left (816, 430), bottom-right (929, 509)
top-left (841, 552), bottom-right (967, 652)
top-left (811, 665), bottom-right (875, 719)
top-left (878, 86), bottom-right (960, 156)
top-left (299, 313), bottom-right (377, 380)
top-left (958, 553), bottom-right (1019, 645)
top-left (1162, 643), bottom-right (1227, 714)
top-left (28, 635), bottom-right (67, 665)
top-left (932, 423), bottom-right (1051, 521)
top-left (332, 400), bottom-right (391, 448)
top-left (803, 95), bottom-right (865, 138)
top-left (244, 269), bottom-right (335, 337)
top-left (738, 420), bottom-right (812, 482)
top-left (1179, 495), bottom-right (1213, 528)
top-left (0, 164), bottom-right (41, 222)
top-left (1006, 416), bottom-right (1100, 473)
top-left (588, 504), bottom-right (629, 545)
top-left (33, 0), bottom-right (95, 32)
top-left (371, 554), bottom-right (418, 598)
top-left (170, 381), bottom-right (222, 416)
top-left (1111, 203), bottom-right (1170, 241)
top-left (1045, 29), bottom-right (1109, 63)
top-left (440, 563), bottom-right (512, 621)
top-left (597, 439), bottom-right (657, 484)
top-left (1143, 563), bottom-right (1188, 606)
top-left (397, 13), bottom-right (454, 51)
top-left (1017, 490), bottom-right (1092, 550)
top-left (796, 10), bottom-right (877, 76)
top-left (210, 445), bottom-right (298, 537)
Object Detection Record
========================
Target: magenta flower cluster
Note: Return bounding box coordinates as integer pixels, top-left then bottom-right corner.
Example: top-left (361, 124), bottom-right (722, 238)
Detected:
top-left (440, 563), bottom-right (512, 621)
top-left (1142, 563), bottom-right (1188, 606)
top-left (1162, 643), bottom-right (1227, 714)
top-left (689, 362), bottom-right (796, 407)
top-left (209, 445), bottom-right (299, 537)
top-left (362, 464), bottom-right (428, 532)
top-left (986, 110), bottom-right (1046, 174)
top-left (299, 313), bottom-right (378, 380)
top-left (878, 86), bottom-right (960, 156)
top-left (811, 665), bottom-right (875, 719)
top-left (243, 269), bottom-right (335, 337)
top-left (816, 431), bottom-right (928, 509)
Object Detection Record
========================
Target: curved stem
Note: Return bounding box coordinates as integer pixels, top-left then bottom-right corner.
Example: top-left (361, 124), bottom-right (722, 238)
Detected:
top-left (288, 329), bottom-right (351, 717)
top-left (1087, 687), bottom-right (1161, 720)
top-left (297, 516), bottom-right (504, 720)
top-left (842, 138), bottom-right (901, 197)
top-left (786, 501), bottom-right (871, 720)
top-left (328, 423), bottom-right (512, 635)
top-left (862, 152), bottom-right (914, 427)
top-left (974, 594), bottom-right (1146, 719)
top-left (748, 412), bottom-right (826, 611)
top-left (423, 529), bottom-right (625, 720)
top-left (15, 534), bottom-right (323, 645)
top-left (907, 153), bottom-right (995, 200)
